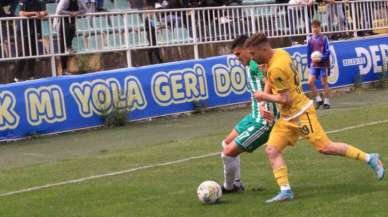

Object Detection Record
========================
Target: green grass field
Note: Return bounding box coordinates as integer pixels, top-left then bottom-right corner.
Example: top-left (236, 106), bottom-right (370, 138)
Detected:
top-left (0, 89), bottom-right (387, 217)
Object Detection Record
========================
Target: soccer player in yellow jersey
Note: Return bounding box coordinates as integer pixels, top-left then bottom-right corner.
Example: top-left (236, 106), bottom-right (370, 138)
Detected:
top-left (244, 33), bottom-right (385, 203)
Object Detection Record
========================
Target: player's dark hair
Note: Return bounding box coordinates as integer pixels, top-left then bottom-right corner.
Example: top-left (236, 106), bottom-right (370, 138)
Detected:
top-left (231, 35), bottom-right (249, 50)
top-left (311, 19), bottom-right (321, 27)
top-left (244, 32), bottom-right (269, 48)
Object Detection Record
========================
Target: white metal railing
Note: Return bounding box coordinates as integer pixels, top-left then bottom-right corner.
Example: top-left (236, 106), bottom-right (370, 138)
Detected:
top-left (0, 0), bottom-right (387, 75)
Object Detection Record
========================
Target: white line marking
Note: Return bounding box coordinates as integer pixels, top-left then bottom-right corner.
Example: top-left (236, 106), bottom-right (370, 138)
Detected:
top-left (326, 119), bottom-right (388, 134)
top-left (1, 119), bottom-right (388, 197)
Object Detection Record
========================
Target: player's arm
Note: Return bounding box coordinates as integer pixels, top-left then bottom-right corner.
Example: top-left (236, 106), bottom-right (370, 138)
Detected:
top-left (263, 77), bottom-right (272, 94)
top-left (307, 37), bottom-right (312, 68)
top-left (321, 36), bottom-right (330, 62)
top-left (259, 77), bottom-right (275, 123)
top-left (254, 68), bottom-right (292, 106)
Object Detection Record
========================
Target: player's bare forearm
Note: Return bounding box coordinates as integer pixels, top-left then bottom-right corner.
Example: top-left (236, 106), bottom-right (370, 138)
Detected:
top-left (264, 79), bottom-right (272, 94)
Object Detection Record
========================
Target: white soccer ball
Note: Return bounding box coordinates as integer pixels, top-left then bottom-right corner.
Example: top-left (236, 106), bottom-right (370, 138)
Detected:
top-left (197, 180), bottom-right (222, 204)
top-left (311, 51), bottom-right (322, 62)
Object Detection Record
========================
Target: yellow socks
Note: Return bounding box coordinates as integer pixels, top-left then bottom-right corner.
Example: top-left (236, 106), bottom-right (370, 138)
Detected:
top-left (273, 166), bottom-right (290, 189)
top-left (345, 146), bottom-right (368, 162)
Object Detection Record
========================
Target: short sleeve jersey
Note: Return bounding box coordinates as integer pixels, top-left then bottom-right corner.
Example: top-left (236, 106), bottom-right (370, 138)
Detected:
top-left (247, 60), bottom-right (278, 124)
top-left (267, 49), bottom-right (310, 117)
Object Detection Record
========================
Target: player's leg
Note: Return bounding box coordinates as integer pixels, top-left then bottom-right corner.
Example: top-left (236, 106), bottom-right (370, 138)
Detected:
top-left (222, 128), bottom-right (241, 184)
top-left (319, 142), bottom-right (384, 179)
top-left (299, 109), bottom-right (385, 180)
top-left (307, 68), bottom-right (323, 109)
top-left (222, 141), bottom-right (245, 193)
top-left (221, 115), bottom-right (251, 192)
top-left (222, 121), bottom-right (270, 193)
top-left (320, 69), bottom-right (330, 109)
top-left (223, 129), bottom-right (239, 145)
top-left (265, 119), bottom-right (298, 202)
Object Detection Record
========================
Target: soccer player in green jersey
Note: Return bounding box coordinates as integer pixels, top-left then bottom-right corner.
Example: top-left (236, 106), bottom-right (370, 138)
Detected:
top-left (221, 35), bottom-right (278, 193)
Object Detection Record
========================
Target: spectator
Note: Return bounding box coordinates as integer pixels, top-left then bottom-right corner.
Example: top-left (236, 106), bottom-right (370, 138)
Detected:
top-left (15, 0), bottom-right (48, 82)
top-left (288, 0), bottom-right (314, 45)
top-left (143, 0), bottom-right (163, 64)
top-left (54, 0), bottom-right (87, 75)
top-left (0, 0), bottom-right (18, 17)
top-left (307, 20), bottom-right (331, 109)
top-left (0, 0), bottom-right (18, 58)
top-left (317, 0), bottom-right (347, 39)
top-left (84, 0), bottom-right (96, 12)
top-left (95, 0), bottom-right (105, 11)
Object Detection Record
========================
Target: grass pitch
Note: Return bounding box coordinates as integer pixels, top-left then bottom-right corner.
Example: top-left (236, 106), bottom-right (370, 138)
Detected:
top-left (0, 89), bottom-right (387, 217)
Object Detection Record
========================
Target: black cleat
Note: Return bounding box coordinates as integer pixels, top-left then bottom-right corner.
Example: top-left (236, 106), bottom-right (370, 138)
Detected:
top-left (323, 104), bottom-right (330, 109)
top-left (221, 182), bottom-right (245, 194)
top-left (315, 100), bottom-right (323, 109)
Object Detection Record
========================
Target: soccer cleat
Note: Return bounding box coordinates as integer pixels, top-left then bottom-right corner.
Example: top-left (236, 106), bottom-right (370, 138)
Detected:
top-left (315, 100), bottom-right (323, 109)
top-left (368, 153), bottom-right (385, 180)
top-left (265, 190), bottom-right (294, 203)
top-left (323, 104), bottom-right (330, 109)
top-left (221, 181), bottom-right (245, 194)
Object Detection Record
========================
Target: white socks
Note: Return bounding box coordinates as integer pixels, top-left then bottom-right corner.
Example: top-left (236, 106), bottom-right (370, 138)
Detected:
top-left (235, 155), bottom-right (241, 182)
top-left (221, 140), bottom-right (241, 189)
top-left (316, 95), bottom-right (330, 105)
top-left (365, 154), bottom-right (370, 162)
top-left (222, 153), bottom-right (238, 190)
top-left (280, 185), bottom-right (291, 191)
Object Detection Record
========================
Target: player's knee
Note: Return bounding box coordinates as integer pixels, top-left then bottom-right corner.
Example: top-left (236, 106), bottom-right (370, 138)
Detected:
top-left (265, 145), bottom-right (278, 159)
top-left (321, 77), bottom-right (329, 85)
top-left (222, 144), bottom-right (239, 157)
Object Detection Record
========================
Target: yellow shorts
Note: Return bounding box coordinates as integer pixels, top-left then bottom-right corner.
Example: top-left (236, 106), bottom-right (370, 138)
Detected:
top-left (267, 107), bottom-right (331, 151)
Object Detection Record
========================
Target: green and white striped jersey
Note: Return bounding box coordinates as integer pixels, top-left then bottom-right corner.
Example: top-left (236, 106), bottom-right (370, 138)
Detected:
top-left (246, 60), bottom-right (278, 125)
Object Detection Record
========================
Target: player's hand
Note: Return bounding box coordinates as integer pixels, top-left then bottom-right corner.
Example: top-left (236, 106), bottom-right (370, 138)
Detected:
top-left (260, 105), bottom-right (274, 124)
top-left (254, 91), bottom-right (265, 101)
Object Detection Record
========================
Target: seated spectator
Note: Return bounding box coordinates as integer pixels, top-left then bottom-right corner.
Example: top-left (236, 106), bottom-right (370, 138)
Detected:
top-left (96, 0), bottom-right (105, 11)
top-left (0, 0), bottom-right (18, 58)
top-left (0, 0), bottom-right (18, 17)
top-left (54, 0), bottom-right (87, 75)
top-left (15, 0), bottom-right (48, 82)
top-left (288, 0), bottom-right (314, 45)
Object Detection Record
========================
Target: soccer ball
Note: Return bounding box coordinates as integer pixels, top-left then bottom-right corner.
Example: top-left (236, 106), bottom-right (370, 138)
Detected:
top-left (197, 180), bottom-right (222, 204)
top-left (311, 51), bottom-right (322, 62)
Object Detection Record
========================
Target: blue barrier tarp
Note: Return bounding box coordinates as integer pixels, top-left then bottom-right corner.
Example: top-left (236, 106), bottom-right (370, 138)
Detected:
top-left (1, 36), bottom-right (387, 141)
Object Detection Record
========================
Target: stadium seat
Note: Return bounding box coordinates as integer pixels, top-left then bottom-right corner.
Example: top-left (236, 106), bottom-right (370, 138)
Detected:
top-left (104, 0), bottom-right (115, 10)
top-left (172, 28), bottom-right (192, 44)
top-left (127, 13), bottom-right (144, 29)
top-left (243, 6), bottom-right (275, 18)
top-left (76, 16), bottom-right (92, 33)
top-left (242, 0), bottom-right (276, 4)
top-left (46, 3), bottom-right (57, 15)
top-left (111, 0), bottom-right (131, 11)
top-left (127, 31), bottom-right (148, 47)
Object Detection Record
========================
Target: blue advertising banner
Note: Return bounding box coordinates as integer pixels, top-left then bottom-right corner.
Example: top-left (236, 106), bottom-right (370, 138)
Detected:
top-left (0, 36), bottom-right (387, 141)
